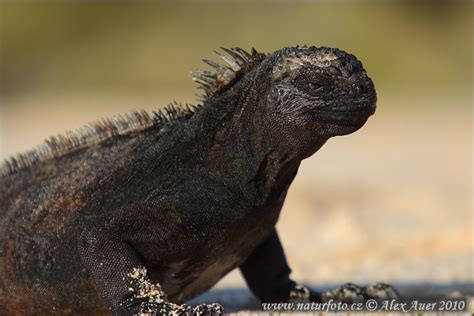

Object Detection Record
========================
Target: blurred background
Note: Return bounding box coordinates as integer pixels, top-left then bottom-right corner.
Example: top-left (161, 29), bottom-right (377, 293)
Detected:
top-left (0, 0), bottom-right (472, 311)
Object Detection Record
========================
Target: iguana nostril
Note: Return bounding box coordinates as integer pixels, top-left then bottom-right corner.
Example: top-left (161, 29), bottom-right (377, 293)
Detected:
top-left (358, 81), bottom-right (371, 94)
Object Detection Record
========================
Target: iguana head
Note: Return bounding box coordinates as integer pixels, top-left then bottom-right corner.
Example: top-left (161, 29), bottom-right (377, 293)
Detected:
top-left (266, 46), bottom-right (376, 135)
top-left (192, 46), bottom-right (376, 158)
top-left (260, 46), bottom-right (377, 157)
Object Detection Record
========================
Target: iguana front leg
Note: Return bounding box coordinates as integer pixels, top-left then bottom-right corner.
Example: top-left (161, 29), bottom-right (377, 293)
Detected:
top-left (240, 229), bottom-right (310, 302)
top-left (78, 203), bottom-right (222, 315)
top-left (240, 229), bottom-right (399, 304)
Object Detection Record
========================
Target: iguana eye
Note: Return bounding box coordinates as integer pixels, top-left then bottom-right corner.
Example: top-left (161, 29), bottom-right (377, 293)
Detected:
top-left (307, 82), bottom-right (319, 90)
top-left (305, 79), bottom-right (326, 93)
top-left (293, 68), bottom-right (330, 95)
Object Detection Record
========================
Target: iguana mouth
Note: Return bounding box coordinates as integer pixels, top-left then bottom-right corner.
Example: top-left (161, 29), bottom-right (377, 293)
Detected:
top-left (315, 104), bottom-right (376, 125)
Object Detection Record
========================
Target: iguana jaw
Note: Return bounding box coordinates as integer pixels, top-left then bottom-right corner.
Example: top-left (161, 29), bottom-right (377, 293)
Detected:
top-left (313, 91), bottom-right (377, 131)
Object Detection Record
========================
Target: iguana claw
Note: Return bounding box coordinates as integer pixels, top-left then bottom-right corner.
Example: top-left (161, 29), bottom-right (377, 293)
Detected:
top-left (192, 303), bottom-right (224, 315)
top-left (288, 282), bottom-right (399, 305)
top-left (364, 282), bottom-right (399, 300)
top-left (321, 283), bottom-right (366, 303)
top-left (321, 282), bottom-right (399, 303)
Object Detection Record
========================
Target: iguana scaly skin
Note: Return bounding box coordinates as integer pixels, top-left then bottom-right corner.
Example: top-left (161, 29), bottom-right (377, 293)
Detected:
top-left (0, 46), bottom-right (398, 315)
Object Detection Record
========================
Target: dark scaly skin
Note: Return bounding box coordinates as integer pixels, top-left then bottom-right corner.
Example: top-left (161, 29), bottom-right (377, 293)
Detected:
top-left (0, 46), bottom-right (396, 315)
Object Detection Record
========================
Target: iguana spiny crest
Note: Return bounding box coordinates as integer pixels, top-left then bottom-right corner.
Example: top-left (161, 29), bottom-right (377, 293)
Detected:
top-left (0, 46), bottom-right (375, 175)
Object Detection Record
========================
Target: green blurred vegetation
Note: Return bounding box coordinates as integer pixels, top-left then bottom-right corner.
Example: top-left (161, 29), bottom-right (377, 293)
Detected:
top-left (0, 1), bottom-right (472, 104)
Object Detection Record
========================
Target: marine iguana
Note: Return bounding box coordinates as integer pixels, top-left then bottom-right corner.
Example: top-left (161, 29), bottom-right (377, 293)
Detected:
top-left (0, 46), bottom-right (398, 315)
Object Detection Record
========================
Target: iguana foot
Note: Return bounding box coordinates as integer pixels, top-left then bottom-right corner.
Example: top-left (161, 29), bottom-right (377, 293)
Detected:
top-left (136, 302), bottom-right (223, 316)
top-left (364, 282), bottom-right (399, 300)
top-left (289, 284), bottom-right (326, 303)
top-left (125, 267), bottom-right (223, 316)
top-left (321, 283), bottom-right (365, 303)
top-left (192, 303), bottom-right (224, 315)
top-left (322, 282), bottom-right (399, 303)
top-left (288, 282), bottom-right (399, 304)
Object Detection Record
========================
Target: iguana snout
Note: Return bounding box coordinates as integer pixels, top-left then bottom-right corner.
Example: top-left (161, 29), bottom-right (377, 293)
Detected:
top-left (258, 46), bottom-right (377, 158)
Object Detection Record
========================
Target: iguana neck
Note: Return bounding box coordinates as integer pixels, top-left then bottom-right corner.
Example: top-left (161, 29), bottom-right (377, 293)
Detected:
top-left (188, 76), bottom-right (325, 204)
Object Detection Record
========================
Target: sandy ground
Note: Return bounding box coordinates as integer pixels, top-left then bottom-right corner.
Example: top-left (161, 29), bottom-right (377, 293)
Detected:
top-left (1, 93), bottom-right (472, 313)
